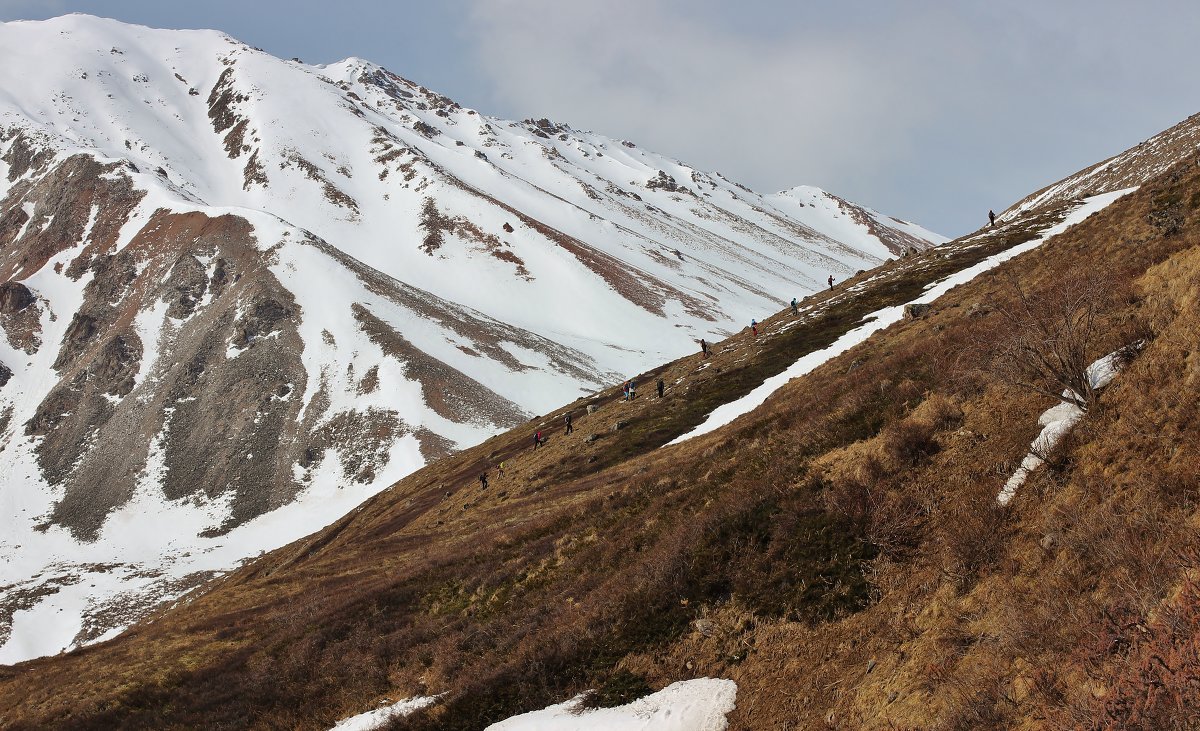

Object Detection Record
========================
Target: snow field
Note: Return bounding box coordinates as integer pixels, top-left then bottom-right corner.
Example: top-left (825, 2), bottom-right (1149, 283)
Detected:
top-left (0, 14), bottom-right (943, 663)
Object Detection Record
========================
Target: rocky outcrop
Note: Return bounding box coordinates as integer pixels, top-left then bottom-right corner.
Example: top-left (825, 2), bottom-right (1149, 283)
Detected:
top-left (0, 281), bottom-right (33, 312)
top-left (28, 208), bottom-right (314, 540)
top-left (903, 303), bottom-right (931, 319)
top-left (2, 131), bottom-right (56, 182)
top-left (0, 280), bottom-right (40, 354)
top-left (0, 153), bottom-right (145, 283)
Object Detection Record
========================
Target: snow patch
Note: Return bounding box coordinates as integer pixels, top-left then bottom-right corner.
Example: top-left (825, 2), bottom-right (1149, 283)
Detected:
top-left (998, 347), bottom-right (1132, 505)
top-left (486, 679), bottom-right (737, 731)
top-left (130, 297), bottom-right (170, 391)
top-left (329, 696), bottom-right (440, 731)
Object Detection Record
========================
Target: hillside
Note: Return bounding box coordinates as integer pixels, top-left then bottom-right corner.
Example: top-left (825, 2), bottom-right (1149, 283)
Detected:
top-left (1, 95), bottom-right (1197, 729)
top-left (0, 14), bottom-right (946, 663)
top-left (1001, 111), bottom-right (1200, 221)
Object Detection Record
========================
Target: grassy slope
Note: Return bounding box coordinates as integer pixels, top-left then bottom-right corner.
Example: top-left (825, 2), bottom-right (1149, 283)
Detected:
top-left (0, 163), bottom-right (1198, 730)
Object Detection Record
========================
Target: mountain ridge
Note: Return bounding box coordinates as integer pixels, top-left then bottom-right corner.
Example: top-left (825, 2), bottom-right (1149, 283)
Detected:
top-left (0, 14), bottom-right (942, 663)
top-left (2, 126), bottom-right (1196, 730)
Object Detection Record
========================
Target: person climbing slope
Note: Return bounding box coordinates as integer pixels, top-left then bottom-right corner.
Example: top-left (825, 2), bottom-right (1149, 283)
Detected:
top-left (700, 339), bottom-right (709, 358)
top-left (657, 378), bottom-right (664, 398)
top-left (828, 274), bottom-right (834, 290)
top-left (479, 471), bottom-right (488, 490)
top-left (751, 319), bottom-right (758, 337)
top-left (791, 297), bottom-right (799, 315)
top-left (564, 412), bottom-right (573, 435)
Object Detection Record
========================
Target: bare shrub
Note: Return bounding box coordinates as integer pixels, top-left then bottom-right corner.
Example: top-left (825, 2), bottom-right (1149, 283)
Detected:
top-left (867, 490), bottom-right (925, 557)
top-left (987, 272), bottom-right (1119, 411)
top-left (880, 418), bottom-right (939, 467)
top-left (938, 481), bottom-right (1009, 589)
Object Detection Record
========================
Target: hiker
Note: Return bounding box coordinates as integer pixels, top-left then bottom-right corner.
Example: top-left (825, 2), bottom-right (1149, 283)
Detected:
top-left (565, 412), bottom-right (573, 435)
top-left (622, 380), bottom-right (630, 400)
top-left (989, 209), bottom-right (996, 227)
top-left (534, 430), bottom-right (543, 449)
top-left (628, 380), bottom-right (637, 400)
top-left (657, 378), bottom-right (664, 398)
top-left (479, 471), bottom-right (488, 490)
top-left (791, 297), bottom-right (799, 315)
top-left (751, 319), bottom-right (758, 337)
top-left (828, 274), bottom-right (834, 290)
top-left (498, 461), bottom-right (505, 477)
top-left (700, 339), bottom-right (709, 358)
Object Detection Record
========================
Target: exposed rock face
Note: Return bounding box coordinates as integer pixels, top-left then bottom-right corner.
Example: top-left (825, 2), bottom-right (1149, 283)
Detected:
top-left (0, 281), bottom-right (33, 312)
top-left (0, 151), bottom-right (586, 654)
top-left (0, 281), bottom-right (40, 354)
top-left (0, 152), bottom-right (145, 282)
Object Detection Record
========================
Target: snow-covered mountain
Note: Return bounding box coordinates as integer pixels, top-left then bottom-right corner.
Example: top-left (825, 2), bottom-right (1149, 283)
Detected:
top-left (0, 14), bottom-right (945, 662)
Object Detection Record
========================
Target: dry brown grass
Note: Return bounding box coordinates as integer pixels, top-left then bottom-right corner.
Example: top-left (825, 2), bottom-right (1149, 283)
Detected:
top-left (1, 159), bottom-right (1199, 730)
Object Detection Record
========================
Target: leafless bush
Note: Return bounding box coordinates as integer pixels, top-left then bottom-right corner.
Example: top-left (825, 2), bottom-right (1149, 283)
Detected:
top-left (987, 272), bottom-right (1118, 411)
top-left (938, 481), bottom-right (1009, 590)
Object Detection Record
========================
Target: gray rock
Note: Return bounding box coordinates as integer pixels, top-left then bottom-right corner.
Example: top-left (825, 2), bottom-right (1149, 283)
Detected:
top-left (0, 281), bottom-right (35, 313)
top-left (967, 302), bottom-right (991, 318)
top-left (612, 420), bottom-right (628, 431)
top-left (903, 303), bottom-right (931, 319)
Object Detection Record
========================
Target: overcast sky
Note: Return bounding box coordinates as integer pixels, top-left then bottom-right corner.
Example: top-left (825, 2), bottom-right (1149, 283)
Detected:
top-left (3, 0), bottom-right (1199, 237)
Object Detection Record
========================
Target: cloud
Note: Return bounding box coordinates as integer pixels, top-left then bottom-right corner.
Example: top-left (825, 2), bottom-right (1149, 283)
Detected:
top-left (461, 0), bottom-right (1200, 236)
top-left (463, 0), bottom-right (943, 195)
top-left (7, 1), bottom-right (1200, 235)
